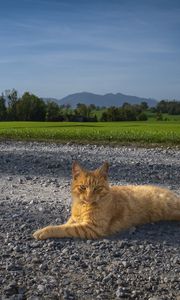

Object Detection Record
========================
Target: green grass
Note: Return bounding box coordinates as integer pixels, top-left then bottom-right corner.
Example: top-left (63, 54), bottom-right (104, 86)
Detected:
top-left (0, 121), bottom-right (180, 146)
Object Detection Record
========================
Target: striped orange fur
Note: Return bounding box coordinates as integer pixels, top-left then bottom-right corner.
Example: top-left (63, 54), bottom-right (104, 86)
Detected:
top-left (33, 161), bottom-right (180, 240)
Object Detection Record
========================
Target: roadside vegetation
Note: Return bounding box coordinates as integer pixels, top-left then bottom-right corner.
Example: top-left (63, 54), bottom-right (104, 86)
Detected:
top-left (0, 89), bottom-right (180, 146)
top-left (0, 121), bottom-right (180, 146)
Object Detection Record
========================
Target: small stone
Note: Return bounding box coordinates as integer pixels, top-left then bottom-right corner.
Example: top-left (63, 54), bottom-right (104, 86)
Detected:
top-left (102, 274), bottom-right (112, 283)
top-left (39, 263), bottom-right (48, 271)
top-left (131, 290), bottom-right (137, 297)
top-left (32, 257), bottom-right (42, 264)
top-left (25, 176), bottom-right (32, 180)
top-left (116, 286), bottom-right (129, 298)
top-left (30, 242), bottom-right (41, 249)
top-left (13, 245), bottom-right (21, 252)
top-left (122, 261), bottom-right (128, 268)
top-left (37, 284), bottom-right (45, 292)
top-left (20, 224), bottom-right (26, 230)
top-left (163, 277), bottom-right (168, 283)
top-left (70, 253), bottom-right (79, 260)
top-left (61, 248), bottom-right (69, 255)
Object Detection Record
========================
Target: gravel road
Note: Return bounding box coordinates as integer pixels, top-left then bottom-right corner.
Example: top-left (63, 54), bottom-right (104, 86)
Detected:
top-left (0, 141), bottom-right (180, 300)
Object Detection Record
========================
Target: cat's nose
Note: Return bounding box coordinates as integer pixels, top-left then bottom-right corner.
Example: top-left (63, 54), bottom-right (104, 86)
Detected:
top-left (85, 191), bottom-right (93, 202)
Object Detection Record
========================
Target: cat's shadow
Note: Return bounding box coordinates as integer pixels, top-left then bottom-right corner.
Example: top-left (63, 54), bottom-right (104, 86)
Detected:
top-left (107, 221), bottom-right (180, 246)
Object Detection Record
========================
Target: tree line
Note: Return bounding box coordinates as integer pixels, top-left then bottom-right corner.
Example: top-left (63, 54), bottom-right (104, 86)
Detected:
top-left (156, 100), bottom-right (180, 115)
top-left (0, 89), bottom-right (180, 122)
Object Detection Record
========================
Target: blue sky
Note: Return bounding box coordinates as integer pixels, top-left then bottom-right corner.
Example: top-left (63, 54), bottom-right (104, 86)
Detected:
top-left (0, 0), bottom-right (180, 99)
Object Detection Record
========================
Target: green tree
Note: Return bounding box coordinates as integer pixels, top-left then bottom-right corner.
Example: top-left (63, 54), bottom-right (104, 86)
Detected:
top-left (107, 106), bottom-right (121, 121)
top-left (122, 102), bottom-right (130, 109)
top-left (16, 92), bottom-right (46, 121)
top-left (46, 101), bottom-right (61, 121)
top-left (89, 104), bottom-right (96, 110)
top-left (123, 106), bottom-right (137, 121)
top-left (156, 100), bottom-right (168, 113)
top-left (75, 103), bottom-right (92, 118)
top-left (140, 101), bottom-right (149, 111)
top-left (75, 103), bottom-right (86, 116)
top-left (167, 101), bottom-right (180, 115)
top-left (137, 112), bottom-right (148, 121)
top-left (6, 89), bottom-right (18, 120)
top-left (0, 94), bottom-right (7, 120)
top-left (156, 100), bottom-right (180, 115)
top-left (101, 107), bottom-right (124, 121)
top-left (100, 111), bottom-right (108, 121)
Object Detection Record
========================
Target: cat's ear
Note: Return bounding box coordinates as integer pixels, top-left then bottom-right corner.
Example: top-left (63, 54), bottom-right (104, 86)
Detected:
top-left (72, 161), bottom-right (82, 179)
top-left (98, 161), bottom-right (109, 179)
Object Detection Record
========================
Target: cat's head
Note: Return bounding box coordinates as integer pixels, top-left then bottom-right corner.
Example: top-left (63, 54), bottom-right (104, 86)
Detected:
top-left (71, 161), bottom-right (110, 204)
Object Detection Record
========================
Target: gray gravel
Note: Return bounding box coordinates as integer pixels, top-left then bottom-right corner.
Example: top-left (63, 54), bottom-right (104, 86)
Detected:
top-left (0, 141), bottom-right (180, 300)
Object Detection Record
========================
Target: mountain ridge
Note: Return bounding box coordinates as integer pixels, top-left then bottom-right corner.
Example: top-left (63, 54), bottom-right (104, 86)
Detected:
top-left (44, 92), bottom-right (158, 107)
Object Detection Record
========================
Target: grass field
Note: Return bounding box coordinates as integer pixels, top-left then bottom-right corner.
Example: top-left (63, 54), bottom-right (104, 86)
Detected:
top-left (0, 121), bottom-right (180, 146)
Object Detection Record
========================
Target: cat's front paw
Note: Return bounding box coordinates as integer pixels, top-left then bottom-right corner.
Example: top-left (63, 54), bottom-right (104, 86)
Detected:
top-left (33, 227), bottom-right (51, 240)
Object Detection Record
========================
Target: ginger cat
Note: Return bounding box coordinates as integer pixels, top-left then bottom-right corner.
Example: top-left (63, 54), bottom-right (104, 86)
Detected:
top-left (33, 161), bottom-right (180, 240)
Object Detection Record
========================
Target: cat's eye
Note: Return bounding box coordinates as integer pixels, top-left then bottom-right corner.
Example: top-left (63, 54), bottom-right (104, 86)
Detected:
top-left (94, 186), bottom-right (103, 192)
top-left (79, 185), bottom-right (86, 191)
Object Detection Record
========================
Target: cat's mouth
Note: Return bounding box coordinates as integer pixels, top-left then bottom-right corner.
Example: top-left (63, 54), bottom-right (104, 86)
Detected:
top-left (82, 199), bottom-right (96, 205)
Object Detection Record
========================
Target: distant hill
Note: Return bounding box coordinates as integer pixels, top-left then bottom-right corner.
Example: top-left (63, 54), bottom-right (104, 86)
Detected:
top-left (57, 92), bottom-right (157, 108)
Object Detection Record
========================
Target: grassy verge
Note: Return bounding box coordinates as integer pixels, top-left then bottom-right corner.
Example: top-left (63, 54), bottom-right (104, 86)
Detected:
top-left (0, 121), bottom-right (180, 146)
